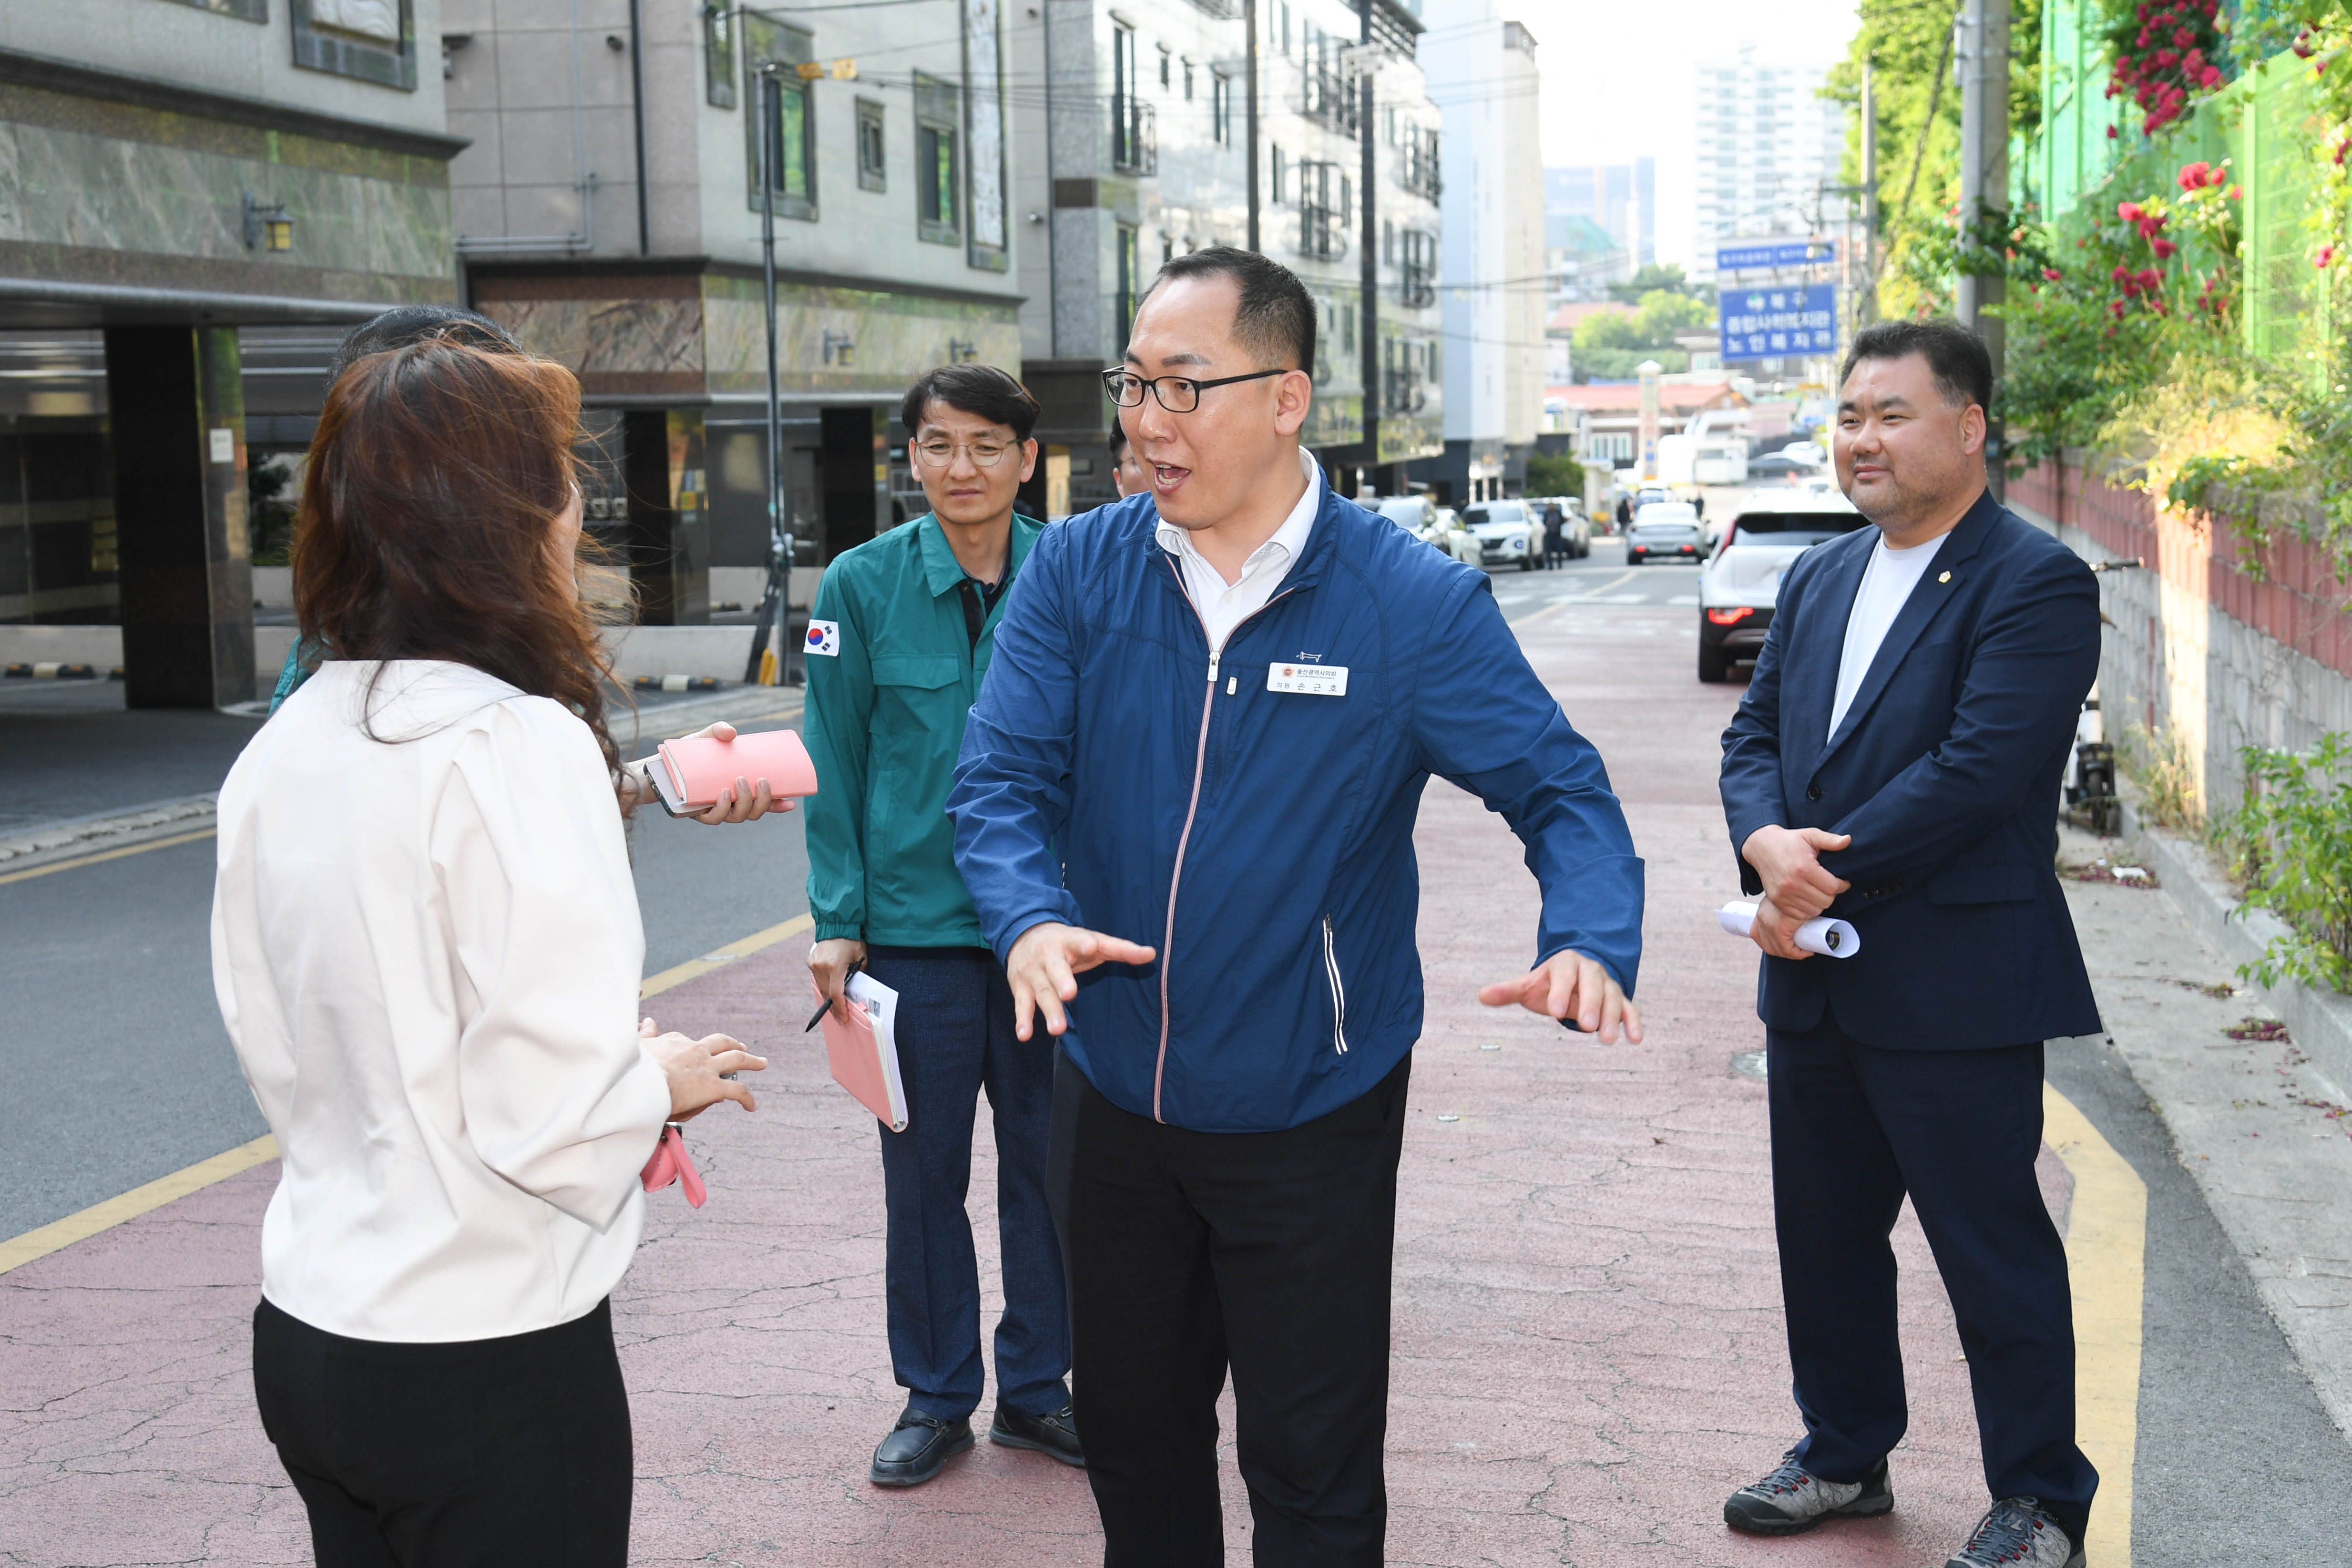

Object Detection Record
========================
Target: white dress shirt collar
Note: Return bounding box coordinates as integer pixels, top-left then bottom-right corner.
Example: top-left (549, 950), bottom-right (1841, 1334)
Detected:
top-left (1155, 448), bottom-right (1323, 653)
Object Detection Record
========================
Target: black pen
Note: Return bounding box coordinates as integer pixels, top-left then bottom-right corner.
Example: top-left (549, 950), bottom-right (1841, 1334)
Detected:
top-left (805, 995), bottom-right (836, 1032)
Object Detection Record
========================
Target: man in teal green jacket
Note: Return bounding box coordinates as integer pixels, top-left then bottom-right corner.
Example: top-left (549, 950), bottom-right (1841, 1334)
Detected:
top-left (801, 364), bottom-right (1078, 1488)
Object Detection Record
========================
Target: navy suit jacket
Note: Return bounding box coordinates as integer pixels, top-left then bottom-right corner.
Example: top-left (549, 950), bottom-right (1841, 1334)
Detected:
top-left (1718, 490), bottom-right (2103, 1049)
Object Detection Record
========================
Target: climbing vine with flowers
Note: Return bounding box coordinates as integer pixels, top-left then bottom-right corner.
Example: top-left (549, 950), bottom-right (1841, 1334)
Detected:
top-left (1998, 8), bottom-right (2352, 571)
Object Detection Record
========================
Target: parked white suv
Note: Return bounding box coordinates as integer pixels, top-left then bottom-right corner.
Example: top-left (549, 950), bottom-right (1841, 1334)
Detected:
top-left (1460, 500), bottom-right (1537, 571)
top-left (1696, 502), bottom-right (1866, 682)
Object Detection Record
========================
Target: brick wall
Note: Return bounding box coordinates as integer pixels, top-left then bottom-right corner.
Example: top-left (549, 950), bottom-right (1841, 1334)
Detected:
top-left (2009, 454), bottom-right (2352, 818)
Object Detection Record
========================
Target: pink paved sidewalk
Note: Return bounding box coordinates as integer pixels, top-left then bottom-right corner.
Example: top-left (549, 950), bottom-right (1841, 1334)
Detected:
top-left (0, 605), bottom-right (2069, 1566)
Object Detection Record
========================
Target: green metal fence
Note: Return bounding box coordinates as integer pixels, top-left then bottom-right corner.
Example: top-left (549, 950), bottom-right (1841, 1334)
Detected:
top-left (2024, 25), bottom-right (2341, 377)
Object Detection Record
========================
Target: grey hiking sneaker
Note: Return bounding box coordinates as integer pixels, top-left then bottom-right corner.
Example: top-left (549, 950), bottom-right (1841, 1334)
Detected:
top-left (1945, 1497), bottom-right (2083, 1568)
top-left (1723, 1446), bottom-right (1892, 1535)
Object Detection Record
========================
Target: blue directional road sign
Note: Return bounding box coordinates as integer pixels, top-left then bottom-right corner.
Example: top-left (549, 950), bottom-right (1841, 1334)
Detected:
top-left (1716, 241), bottom-right (1834, 272)
top-left (1719, 282), bottom-right (1838, 362)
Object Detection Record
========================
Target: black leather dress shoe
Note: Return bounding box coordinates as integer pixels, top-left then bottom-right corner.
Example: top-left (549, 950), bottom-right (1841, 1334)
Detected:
top-left (868, 1409), bottom-right (974, 1487)
top-left (988, 1401), bottom-right (1085, 1466)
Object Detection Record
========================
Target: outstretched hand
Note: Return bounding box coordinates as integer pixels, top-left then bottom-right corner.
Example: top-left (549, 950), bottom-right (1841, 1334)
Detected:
top-left (1005, 921), bottom-right (1158, 1041)
top-left (1477, 949), bottom-right (1643, 1044)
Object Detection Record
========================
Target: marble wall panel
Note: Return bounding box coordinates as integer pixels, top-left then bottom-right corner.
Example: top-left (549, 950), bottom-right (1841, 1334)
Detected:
top-left (0, 121), bottom-right (450, 285)
top-left (0, 125), bottom-right (23, 243)
top-left (703, 282), bottom-right (1022, 398)
top-left (484, 297), bottom-right (708, 380)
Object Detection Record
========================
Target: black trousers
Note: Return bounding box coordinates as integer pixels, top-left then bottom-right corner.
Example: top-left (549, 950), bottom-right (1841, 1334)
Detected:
top-left (1768, 1011), bottom-right (2098, 1546)
top-left (1048, 1046), bottom-right (1411, 1568)
top-left (251, 1296), bottom-right (634, 1567)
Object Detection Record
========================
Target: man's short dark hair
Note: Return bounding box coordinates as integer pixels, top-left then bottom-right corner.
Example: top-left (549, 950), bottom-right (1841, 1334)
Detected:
top-left (331, 305), bottom-right (520, 384)
top-left (1140, 244), bottom-right (1315, 378)
top-left (1106, 420), bottom-right (1127, 459)
top-left (900, 363), bottom-right (1041, 443)
top-left (1839, 318), bottom-right (1993, 411)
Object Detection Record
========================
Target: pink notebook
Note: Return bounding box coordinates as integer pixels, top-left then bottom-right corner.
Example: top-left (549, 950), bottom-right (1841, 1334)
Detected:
top-left (816, 974), bottom-right (909, 1133)
top-left (651, 728), bottom-right (819, 814)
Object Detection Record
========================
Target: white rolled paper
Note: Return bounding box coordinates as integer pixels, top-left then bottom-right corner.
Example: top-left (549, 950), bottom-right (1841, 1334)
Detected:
top-left (1717, 899), bottom-right (1862, 959)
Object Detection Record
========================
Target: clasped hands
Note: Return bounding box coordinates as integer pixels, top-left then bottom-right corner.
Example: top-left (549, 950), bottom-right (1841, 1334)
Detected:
top-left (1739, 824), bottom-right (1854, 961)
top-left (1004, 922), bottom-right (1640, 1045)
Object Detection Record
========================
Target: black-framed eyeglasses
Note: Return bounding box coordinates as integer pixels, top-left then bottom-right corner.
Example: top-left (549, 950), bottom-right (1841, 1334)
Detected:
top-left (1102, 367), bottom-right (1294, 413)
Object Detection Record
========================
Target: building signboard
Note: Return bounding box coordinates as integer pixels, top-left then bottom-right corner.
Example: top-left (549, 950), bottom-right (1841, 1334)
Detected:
top-left (1719, 282), bottom-right (1837, 362)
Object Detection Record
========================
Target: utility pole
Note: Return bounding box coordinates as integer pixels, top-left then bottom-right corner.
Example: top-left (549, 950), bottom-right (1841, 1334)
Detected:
top-left (1956, 0), bottom-right (2007, 497)
top-left (1360, 1), bottom-right (1379, 488)
top-left (1246, 0), bottom-right (1261, 252)
top-left (744, 65), bottom-right (796, 686)
top-left (1859, 59), bottom-right (1879, 326)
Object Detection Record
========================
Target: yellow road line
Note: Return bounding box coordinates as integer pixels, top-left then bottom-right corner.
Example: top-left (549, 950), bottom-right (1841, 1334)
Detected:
top-left (2045, 1084), bottom-right (2145, 1568)
top-left (641, 912), bottom-right (814, 1000)
top-left (0, 1134), bottom-right (278, 1277)
top-left (0, 914), bottom-right (818, 1275)
top-left (0, 828), bottom-right (216, 886)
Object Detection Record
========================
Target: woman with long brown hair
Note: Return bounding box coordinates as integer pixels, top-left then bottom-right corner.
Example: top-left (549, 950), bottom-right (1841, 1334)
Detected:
top-left (211, 338), bottom-right (764, 1565)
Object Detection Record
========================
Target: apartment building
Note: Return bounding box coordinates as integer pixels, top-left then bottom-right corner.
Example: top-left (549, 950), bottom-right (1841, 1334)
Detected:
top-left (1015, 0), bottom-right (1443, 509)
top-left (447, 0), bottom-right (1027, 617)
top-left (1690, 42), bottom-right (1845, 283)
top-left (0, 0), bottom-right (463, 705)
top-left (1415, 1), bottom-right (1541, 502)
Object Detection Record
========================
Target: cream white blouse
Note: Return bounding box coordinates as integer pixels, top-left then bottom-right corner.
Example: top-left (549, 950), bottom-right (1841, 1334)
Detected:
top-left (211, 660), bottom-right (670, 1343)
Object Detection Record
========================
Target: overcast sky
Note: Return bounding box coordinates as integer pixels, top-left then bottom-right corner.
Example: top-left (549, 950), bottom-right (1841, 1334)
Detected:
top-left (1514, 0), bottom-right (1862, 271)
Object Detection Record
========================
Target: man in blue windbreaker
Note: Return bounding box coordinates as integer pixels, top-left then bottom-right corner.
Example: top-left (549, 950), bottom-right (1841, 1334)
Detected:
top-left (946, 246), bottom-right (1646, 1567)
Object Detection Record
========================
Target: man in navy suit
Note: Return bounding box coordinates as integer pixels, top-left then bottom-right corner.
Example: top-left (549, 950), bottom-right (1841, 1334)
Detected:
top-left (1716, 319), bottom-right (2102, 1568)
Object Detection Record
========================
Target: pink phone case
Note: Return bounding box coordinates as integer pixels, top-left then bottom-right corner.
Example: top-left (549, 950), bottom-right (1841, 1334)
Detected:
top-left (641, 1124), bottom-right (707, 1207)
top-left (657, 728), bottom-right (819, 809)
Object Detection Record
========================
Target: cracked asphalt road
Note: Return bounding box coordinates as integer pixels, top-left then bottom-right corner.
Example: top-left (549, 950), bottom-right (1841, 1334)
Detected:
top-left (3, 599), bottom-right (2346, 1565)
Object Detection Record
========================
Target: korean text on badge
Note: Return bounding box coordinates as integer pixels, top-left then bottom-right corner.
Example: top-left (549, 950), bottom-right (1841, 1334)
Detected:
top-left (1267, 663), bottom-right (1348, 697)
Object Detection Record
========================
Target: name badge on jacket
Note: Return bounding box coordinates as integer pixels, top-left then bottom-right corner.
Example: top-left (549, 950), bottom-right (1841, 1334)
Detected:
top-left (1268, 663), bottom-right (1348, 697)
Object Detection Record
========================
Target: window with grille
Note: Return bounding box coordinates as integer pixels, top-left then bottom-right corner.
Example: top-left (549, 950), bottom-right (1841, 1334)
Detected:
top-left (915, 72), bottom-right (961, 244)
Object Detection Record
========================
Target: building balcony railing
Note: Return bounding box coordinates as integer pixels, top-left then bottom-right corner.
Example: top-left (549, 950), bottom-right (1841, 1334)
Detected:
top-left (1300, 203), bottom-right (1349, 262)
top-left (1301, 68), bottom-right (1360, 137)
top-left (1394, 128), bottom-right (1441, 200)
top-left (1399, 264), bottom-right (1436, 309)
top-left (1112, 95), bottom-right (1156, 175)
top-left (1383, 368), bottom-right (1428, 416)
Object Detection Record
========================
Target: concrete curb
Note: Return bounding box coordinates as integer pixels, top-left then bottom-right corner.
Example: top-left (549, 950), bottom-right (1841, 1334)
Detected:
top-left (2120, 799), bottom-right (2352, 1103)
top-left (612, 687), bottom-right (804, 753)
top-left (0, 794), bottom-right (219, 876)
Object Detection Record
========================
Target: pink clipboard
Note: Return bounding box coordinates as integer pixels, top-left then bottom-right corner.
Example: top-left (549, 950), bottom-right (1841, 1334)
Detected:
top-left (815, 975), bottom-right (909, 1133)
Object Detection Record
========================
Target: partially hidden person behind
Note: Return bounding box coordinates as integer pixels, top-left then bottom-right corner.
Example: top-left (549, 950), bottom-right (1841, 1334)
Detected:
top-left (801, 364), bottom-right (1082, 1486)
top-left (212, 338), bottom-right (767, 1566)
top-left (1717, 318), bottom-right (2102, 1568)
top-left (1107, 417), bottom-right (1150, 498)
top-left (946, 246), bottom-right (1645, 1566)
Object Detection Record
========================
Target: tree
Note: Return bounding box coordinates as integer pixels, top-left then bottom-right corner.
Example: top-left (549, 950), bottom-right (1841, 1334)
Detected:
top-left (1526, 452), bottom-right (1585, 497)
top-left (1607, 262), bottom-right (1718, 307)
top-left (1828, 0), bottom-right (2044, 318)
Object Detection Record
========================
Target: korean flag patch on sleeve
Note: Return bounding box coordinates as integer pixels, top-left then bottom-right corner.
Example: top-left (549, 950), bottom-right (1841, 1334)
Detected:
top-left (805, 619), bottom-right (841, 657)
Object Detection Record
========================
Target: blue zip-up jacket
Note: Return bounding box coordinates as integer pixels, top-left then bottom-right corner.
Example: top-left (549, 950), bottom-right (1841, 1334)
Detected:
top-left (946, 485), bottom-right (1645, 1134)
